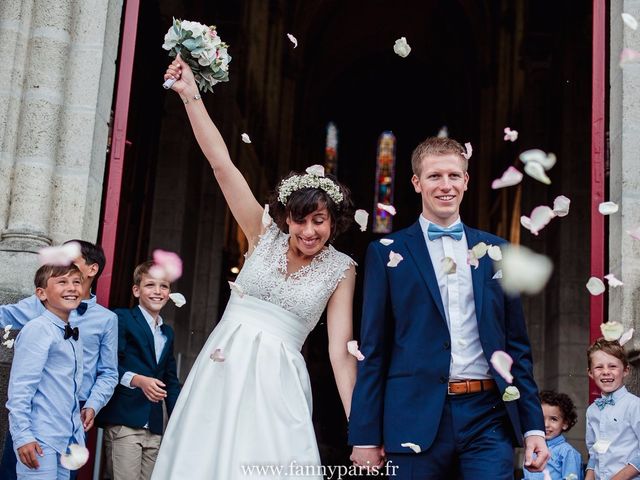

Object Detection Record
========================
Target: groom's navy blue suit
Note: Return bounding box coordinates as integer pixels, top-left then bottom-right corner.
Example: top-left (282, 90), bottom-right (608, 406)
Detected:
top-left (349, 220), bottom-right (544, 477)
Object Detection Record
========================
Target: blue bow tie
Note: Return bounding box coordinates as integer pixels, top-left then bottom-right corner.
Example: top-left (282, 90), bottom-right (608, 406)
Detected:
top-left (76, 302), bottom-right (88, 316)
top-left (595, 396), bottom-right (615, 410)
top-left (427, 222), bottom-right (464, 241)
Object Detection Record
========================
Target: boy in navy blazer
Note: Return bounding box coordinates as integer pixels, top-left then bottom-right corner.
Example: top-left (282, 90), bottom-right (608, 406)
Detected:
top-left (97, 261), bottom-right (180, 480)
top-left (349, 137), bottom-right (549, 479)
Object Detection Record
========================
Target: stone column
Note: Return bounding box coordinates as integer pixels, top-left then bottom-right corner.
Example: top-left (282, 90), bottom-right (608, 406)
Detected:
top-left (610, 0), bottom-right (640, 393)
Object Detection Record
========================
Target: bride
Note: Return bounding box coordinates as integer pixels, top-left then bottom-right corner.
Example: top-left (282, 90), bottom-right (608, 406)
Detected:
top-left (151, 56), bottom-right (358, 479)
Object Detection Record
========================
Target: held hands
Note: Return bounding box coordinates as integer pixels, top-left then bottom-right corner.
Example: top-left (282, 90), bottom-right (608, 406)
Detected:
top-left (81, 407), bottom-right (96, 431)
top-left (17, 441), bottom-right (44, 469)
top-left (350, 446), bottom-right (386, 473)
top-left (523, 435), bottom-right (550, 472)
top-left (131, 375), bottom-right (167, 402)
top-left (164, 55), bottom-right (198, 99)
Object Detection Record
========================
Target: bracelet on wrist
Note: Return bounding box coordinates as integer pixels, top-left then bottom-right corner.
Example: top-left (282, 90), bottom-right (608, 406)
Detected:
top-left (183, 93), bottom-right (202, 105)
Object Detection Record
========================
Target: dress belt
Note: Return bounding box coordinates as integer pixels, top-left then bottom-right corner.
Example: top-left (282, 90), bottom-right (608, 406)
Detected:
top-left (447, 379), bottom-right (496, 395)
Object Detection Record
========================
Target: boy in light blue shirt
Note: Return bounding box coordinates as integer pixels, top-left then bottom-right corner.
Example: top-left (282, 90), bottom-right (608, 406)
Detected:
top-left (7, 264), bottom-right (85, 479)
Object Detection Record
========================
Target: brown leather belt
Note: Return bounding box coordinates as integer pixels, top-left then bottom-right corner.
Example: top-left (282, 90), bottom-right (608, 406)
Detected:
top-left (447, 379), bottom-right (496, 395)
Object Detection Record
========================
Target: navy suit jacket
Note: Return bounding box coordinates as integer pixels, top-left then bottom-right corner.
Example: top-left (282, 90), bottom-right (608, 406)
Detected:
top-left (348, 221), bottom-right (544, 453)
top-left (97, 307), bottom-right (180, 435)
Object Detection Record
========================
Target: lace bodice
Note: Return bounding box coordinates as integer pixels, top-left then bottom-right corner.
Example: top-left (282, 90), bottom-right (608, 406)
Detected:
top-left (234, 222), bottom-right (355, 328)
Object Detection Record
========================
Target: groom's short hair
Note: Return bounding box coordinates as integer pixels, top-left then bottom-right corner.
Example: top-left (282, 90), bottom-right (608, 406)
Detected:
top-left (411, 137), bottom-right (468, 175)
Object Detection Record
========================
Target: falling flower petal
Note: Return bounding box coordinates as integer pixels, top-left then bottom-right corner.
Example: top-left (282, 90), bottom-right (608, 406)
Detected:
top-left (600, 321), bottom-right (625, 341)
top-left (619, 328), bottom-right (634, 346)
top-left (262, 204), bottom-right (272, 227)
top-left (377, 203), bottom-right (397, 216)
top-left (502, 385), bottom-right (520, 402)
top-left (462, 142), bottom-right (473, 160)
top-left (521, 206), bottom-right (556, 236)
top-left (503, 127), bottom-right (518, 142)
top-left (379, 238), bottom-right (394, 246)
top-left (620, 48), bottom-right (640, 66)
top-left (598, 201), bottom-right (619, 215)
top-left (552, 195), bottom-right (571, 217)
top-left (400, 442), bottom-right (421, 453)
top-left (622, 13), bottom-right (638, 30)
top-left (354, 209), bottom-right (369, 232)
top-left (586, 277), bottom-right (606, 296)
top-left (3, 331), bottom-right (10, 340)
top-left (241, 133), bottom-right (251, 143)
top-left (169, 293), bottom-right (186, 308)
top-left (210, 348), bottom-right (225, 362)
top-left (467, 251), bottom-right (479, 269)
top-left (490, 351), bottom-right (514, 384)
top-left (387, 251), bottom-right (403, 268)
top-left (228, 281), bottom-right (244, 298)
top-left (565, 474), bottom-right (578, 480)
top-left (347, 340), bottom-right (365, 361)
top-left (491, 166), bottom-right (523, 189)
top-left (393, 37), bottom-right (411, 57)
top-left (499, 245), bottom-right (553, 295)
top-left (524, 161), bottom-right (551, 185)
top-left (437, 126), bottom-right (449, 138)
top-left (442, 257), bottom-right (456, 275)
top-left (3, 339), bottom-right (14, 349)
top-left (592, 439), bottom-right (612, 454)
top-left (492, 269), bottom-right (503, 280)
top-left (4, 325), bottom-right (12, 333)
top-left (471, 242), bottom-right (489, 259)
top-left (60, 444), bottom-right (89, 470)
top-left (487, 245), bottom-right (502, 261)
top-left (151, 250), bottom-right (183, 282)
top-left (286, 33), bottom-right (298, 48)
top-left (519, 149), bottom-right (557, 170)
top-left (628, 226), bottom-right (640, 240)
top-left (38, 242), bottom-right (81, 267)
top-left (604, 273), bottom-right (624, 287)
top-left (305, 165), bottom-right (325, 176)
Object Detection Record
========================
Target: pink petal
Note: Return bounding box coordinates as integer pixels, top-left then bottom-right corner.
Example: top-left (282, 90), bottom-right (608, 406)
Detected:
top-left (347, 340), bottom-right (365, 361)
top-left (467, 250), bottom-right (479, 269)
top-left (628, 226), bottom-right (640, 240)
top-left (210, 348), bottom-right (225, 362)
top-left (620, 48), bottom-right (640, 65)
top-left (377, 203), bottom-right (397, 216)
top-left (387, 251), bottom-right (403, 268)
top-left (354, 209), bottom-right (369, 232)
top-left (462, 142), bottom-right (473, 160)
top-left (491, 166), bottom-right (523, 189)
top-left (552, 195), bottom-right (571, 217)
top-left (503, 127), bottom-right (518, 142)
top-left (521, 206), bottom-right (556, 235)
top-left (490, 350), bottom-right (514, 384)
top-left (604, 273), bottom-right (624, 287)
top-left (152, 249), bottom-right (183, 282)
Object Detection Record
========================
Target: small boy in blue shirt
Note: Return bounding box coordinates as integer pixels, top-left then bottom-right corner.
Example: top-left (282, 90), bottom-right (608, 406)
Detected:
top-left (524, 390), bottom-right (583, 480)
top-left (7, 264), bottom-right (85, 479)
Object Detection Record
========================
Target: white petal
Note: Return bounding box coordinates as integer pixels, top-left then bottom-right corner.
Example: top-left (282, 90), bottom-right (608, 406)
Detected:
top-left (262, 204), bottom-right (272, 227)
top-left (502, 386), bottom-right (520, 402)
top-left (604, 273), bottom-right (624, 287)
top-left (377, 203), bottom-right (397, 216)
top-left (620, 48), bottom-right (640, 66)
top-left (168, 293), bottom-right (187, 308)
top-left (38, 242), bottom-right (81, 267)
top-left (622, 13), bottom-right (638, 30)
top-left (524, 161), bottom-right (551, 184)
top-left (492, 269), bottom-right (503, 279)
top-left (521, 206), bottom-right (556, 236)
top-left (490, 350), bottom-right (514, 384)
top-left (305, 164), bottom-right (325, 177)
top-left (437, 126), bottom-right (449, 138)
top-left (442, 256), bottom-right (456, 275)
top-left (586, 277), bottom-right (606, 296)
top-left (552, 195), bottom-right (571, 217)
top-left (598, 201), bottom-right (619, 215)
top-left (241, 133), bottom-right (251, 143)
top-left (499, 245), bottom-right (553, 295)
top-left (491, 166), bottom-right (523, 189)
top-left (619, 328), bottom-right (634, 346)
top-left (565, 474), bottom-right (578, 480)
top-left (379, 238), bottom-right (394, 246)
top-left (462, 142), bottom-right (473, 160)
top-left (347, 340), bottom-right (365, 361)
top-left (503, 127), bottom-right (518, 142)
top-left (228, 281), bottom-right (245, 298)
top-left (592, 439), bottom-right (612, 454)
top-left (387, 251), bottom-right (404, 268)
top-left (400, 442), bottom-right (421, 453)
top-left (600, 321), bottom-right (625, 341)
top-left (354, 209), bottom-right (369, 232)
top-left (3, 331), bottom-right (10, 340)
top-left (393, 37), bottom-right (411, 57)
top-left (60, 444), bottom-right (90, 470)
top-left (2, 339), bottom-right (14, 349)
top-left (210, 348), bottom-right (225, 362)
top-left (467, 250), bottom-right (479, 269)
top-left (519, 149), bottom-right (556, 170)
top-left (471, 242), bottom-right (488, 259)
top-left (487, 245), bottom-right (502, 261)
top-left (286, 33), bottom-right (298, 48)
top-left (520, 216), bottom-right (531, 231)
top-left (4, 325), bottom-right (12, 332)
top-left (628, 226), bottom-right (640, 240)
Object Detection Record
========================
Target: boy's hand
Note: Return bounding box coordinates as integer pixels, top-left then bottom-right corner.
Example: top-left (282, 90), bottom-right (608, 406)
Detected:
top-left (132, 375), bottom-right (167, 402)
top-left (81, 407), bottom-right (96, 431)
top-left (17, 441), bottom-right (43, 469)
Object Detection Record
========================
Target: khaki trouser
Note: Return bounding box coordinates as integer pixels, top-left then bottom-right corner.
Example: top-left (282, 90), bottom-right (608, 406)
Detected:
top-left (103, 425), bottom-right (162, 480)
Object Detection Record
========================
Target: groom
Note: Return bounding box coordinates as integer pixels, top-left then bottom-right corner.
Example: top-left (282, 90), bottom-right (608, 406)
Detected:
top-left (348, 137), bottom-right (549, 478)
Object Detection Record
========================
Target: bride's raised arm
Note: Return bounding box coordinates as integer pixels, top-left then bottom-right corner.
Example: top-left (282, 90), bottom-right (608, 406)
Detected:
top-left (164, 55), bottom-right (264, 244)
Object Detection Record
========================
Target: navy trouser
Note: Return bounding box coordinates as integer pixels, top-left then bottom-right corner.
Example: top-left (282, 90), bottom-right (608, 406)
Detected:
top-left (387, 389), bottom-right (515, 480)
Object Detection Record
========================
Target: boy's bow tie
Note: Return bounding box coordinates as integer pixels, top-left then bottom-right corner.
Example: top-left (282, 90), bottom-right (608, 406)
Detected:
top-left (64, 324), bottom-right (79, 341)
top-left (427, 223), bottom-right (464, 241)
top-left (595, 396), bottom-right (615, 410)
top-left (76, 302), bottom-right (88, 315)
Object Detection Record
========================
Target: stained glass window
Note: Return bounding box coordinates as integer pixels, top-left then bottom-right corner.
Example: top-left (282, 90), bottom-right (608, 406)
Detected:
top-left (324, 122), bottom-right (338, 175)
top-left (373, 131), bottom-right (396, 233)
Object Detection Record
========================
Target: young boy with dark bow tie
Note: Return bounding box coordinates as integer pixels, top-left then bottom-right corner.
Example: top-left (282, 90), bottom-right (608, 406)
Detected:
top-left (7, 264), bottom-right (85, 479)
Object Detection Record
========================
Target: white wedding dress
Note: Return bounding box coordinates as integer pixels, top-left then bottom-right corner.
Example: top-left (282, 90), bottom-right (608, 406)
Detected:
top-left (151, 221), bottom-right (355, 480)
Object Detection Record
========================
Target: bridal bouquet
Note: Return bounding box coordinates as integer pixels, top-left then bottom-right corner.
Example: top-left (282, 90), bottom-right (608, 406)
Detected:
top-left (162, 18), bottom-right (232, 93)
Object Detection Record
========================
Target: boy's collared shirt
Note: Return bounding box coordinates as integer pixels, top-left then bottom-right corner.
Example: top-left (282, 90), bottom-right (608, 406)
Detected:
top-left (523, 434), bottom-right (583, 480)
top-left (7, 309), bottom-right (84, 454)
top-left (0, 293), bottom-right (118, 414)
top-left (586, 385), bottom-right (640, 479)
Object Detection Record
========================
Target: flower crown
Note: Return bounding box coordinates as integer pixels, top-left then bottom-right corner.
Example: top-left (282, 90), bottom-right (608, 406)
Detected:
top-left (277, 165), bottom-right (344, 206)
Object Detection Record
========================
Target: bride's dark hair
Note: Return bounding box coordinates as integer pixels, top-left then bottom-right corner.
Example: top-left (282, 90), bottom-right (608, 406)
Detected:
top-left (267, 172), bottom-right (354, 243)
